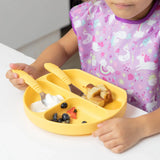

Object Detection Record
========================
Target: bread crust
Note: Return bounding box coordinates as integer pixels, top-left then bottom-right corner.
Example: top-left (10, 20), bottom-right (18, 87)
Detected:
top-left (85, 83), bottom-right (112, 107)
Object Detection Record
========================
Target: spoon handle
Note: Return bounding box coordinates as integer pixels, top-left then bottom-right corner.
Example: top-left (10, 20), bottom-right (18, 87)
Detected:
top-left (44, 63), bottom-right (71, 85)
top-left (12, 70), bottom-right (43, 94)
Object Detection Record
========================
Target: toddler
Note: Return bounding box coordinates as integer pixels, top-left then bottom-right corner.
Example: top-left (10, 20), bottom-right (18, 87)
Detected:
top-left (6, 0), bottom-right (160, 153)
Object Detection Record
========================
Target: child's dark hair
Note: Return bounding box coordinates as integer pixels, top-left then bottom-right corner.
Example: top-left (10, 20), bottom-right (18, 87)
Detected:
top-left (70, 0), bottom-right (83, 8)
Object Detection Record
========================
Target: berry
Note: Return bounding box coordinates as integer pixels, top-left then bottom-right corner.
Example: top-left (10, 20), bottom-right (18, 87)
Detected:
top-left (58, 118), bottom-right (63, 123)
top-left (62, 113), bottom-right (70, 121)
top-left (53, 113), bottom-right (58, 122)
top-left (61, 102), bottom-right (68, 109)
top-left (65, 119), bottom-right (70, 124)
top-left (82, 121), bottom-right (87, 123)
top-left (67, 107), bottom-right (77, 119)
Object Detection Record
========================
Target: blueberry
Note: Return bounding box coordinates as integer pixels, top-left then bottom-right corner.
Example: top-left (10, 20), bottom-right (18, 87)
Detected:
top-left (58, 118), bottom-right (63, 123)
top-left (61, 102), bottom-right (68, 109)
top-left (82, 121), bottom-right (87, 123)
top-left (65, 119), bottom-right (70, 124)
top-left (74, 109), bottom-right (77, 113)
top-left (52, 113), bottom-right (58, 122)
top-left (62, 113), bottom-right (70, 121)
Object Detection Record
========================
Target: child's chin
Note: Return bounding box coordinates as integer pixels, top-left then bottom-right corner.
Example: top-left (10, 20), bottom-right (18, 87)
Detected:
top-left (115, 14), bottom-right (138, 21)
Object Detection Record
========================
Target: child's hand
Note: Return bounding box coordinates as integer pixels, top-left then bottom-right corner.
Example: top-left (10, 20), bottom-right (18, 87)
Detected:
top-left (93, 117), bottom-right (144, 154)
top-left (6, 63), bottom-right (42, 90)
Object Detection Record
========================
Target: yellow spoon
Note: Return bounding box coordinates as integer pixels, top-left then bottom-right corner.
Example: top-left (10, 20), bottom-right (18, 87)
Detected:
top-left (44, 63), bottom-right (84, 96)
top-left (12, 70), bottom-right (48, 106)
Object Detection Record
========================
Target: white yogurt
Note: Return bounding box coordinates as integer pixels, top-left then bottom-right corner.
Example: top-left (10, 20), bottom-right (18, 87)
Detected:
top-left (30, 94), bottom-right (64, 112)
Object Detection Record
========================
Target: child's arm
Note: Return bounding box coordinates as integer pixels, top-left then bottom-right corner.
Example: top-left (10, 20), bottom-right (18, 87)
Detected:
top-left (6, 29), bottom-right (78, 90)
top-left (138, 107), bottom-right (160, 137)
top-left (93, 107), bottom-right (160, 154)
top-left (31, 28), bottom-right (78, 74)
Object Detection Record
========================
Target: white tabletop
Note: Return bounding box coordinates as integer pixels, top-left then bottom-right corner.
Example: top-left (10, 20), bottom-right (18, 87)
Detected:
top-left (0, 43), bottom-right (159, 160)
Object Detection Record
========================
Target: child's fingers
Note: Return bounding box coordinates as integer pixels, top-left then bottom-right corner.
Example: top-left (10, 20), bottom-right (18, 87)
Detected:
top-left (111, 145), bottom-right (124, 154)
top-left (16, 83), bottom-right (28, 90)
top-left (93, 126), bottom-right (112, 137)
top-left (10, 78), bottom-right (27, 90)
top-left (6, 70), bottom-right (28, 90)
top-left (104, 139), bottom-right (120, 150)
top-left (97, 118), bottom-right (114, 127)
top-left (9, 63), bottom-right (27, 70)
top-left (6, 70), bottom-right (18, 79)
top-left (6, 63), bottom-right (31, 90)
top-left (15, 84), bottom-right (28, 90)
top-left (10, 78), bottom-right (24, 85)
top-left (98, 131), bottom-right (115, 142)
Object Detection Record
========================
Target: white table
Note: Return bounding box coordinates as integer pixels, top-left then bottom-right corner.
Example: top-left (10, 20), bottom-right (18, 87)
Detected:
top-left (0, 43), bottom-right (159, 160)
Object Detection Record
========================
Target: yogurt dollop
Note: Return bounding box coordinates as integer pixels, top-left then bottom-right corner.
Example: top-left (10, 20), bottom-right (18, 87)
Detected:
top-left (30, 94), bottom-right (64, 112)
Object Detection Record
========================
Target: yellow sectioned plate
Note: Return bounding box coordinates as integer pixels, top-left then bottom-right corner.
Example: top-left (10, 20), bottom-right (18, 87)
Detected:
top-left (23, 68), bottom-right (127, 136)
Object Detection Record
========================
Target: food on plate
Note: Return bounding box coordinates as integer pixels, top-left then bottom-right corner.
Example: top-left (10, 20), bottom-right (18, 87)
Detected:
top-left (61, 102), bottom-right (68, 109)
top-left (30, 94), bottom-right (64, 112)
top-left (84, 83), bottom-right (112, 107)
top-left (82, 121), bottom-right (87, 123)
top-left (65, 119), bottom-right (70, 124)
top-left (53, 113), bottom-right (58, 122)
top-left (89, 96), bottom-right (105, 107)
top-left (67, 107), bottom-right (77, 119)
top-left (86, 87), bottom-right (101, 99)
top-left (62, 113), bottom-right (70, 121)
top-left (51, 112), bottom-right (71, 123)
top-left (57, 118), bottom-right (63, 123)
top-left (50, 104), bottom-right (78, 123)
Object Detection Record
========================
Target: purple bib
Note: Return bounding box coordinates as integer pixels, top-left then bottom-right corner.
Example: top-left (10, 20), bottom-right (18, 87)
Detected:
top-left (70, 0), bottom-right (160, 112)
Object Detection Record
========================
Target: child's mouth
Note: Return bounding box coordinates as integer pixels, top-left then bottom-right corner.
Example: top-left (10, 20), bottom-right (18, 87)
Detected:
top-left (114, 3), bottom-right (133, 9)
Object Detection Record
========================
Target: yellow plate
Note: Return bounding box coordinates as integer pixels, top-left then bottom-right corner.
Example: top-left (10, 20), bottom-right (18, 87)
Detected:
top-left (23, 68), bottom-right (127, 136)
